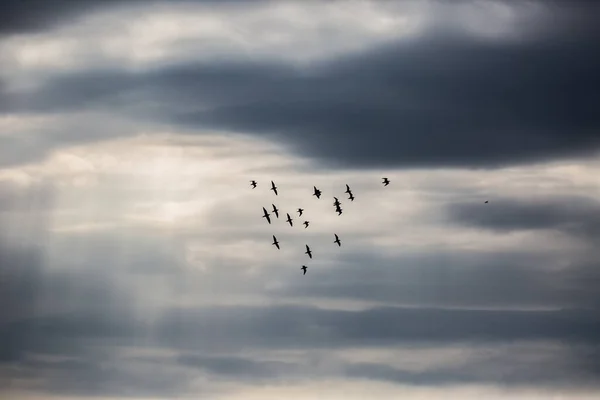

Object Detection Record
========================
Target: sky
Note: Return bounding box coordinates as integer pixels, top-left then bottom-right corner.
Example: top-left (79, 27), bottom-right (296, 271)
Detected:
top-left (1, 0), bottom-right (600, 398)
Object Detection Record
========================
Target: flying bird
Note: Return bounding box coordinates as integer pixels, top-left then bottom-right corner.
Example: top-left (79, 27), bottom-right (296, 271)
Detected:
top-left (270, 180), bottom-right (278, 196)
top-left (303, 221), bottom-right (309, 229)
top-left (297, 208), bottom-right (304, 217)
top-left (286, 213), bottom-right (293, 227)
top-left (313, 186), bottom-right (322, 199)
top-left (301, 265), bottom-right (307, 275)
top-left (348, 192), bottom-right (354, 201)
top-left (272, 235), bottom-right (280, 249)
top-left (334, 234), bottom-right (341, 246)
top-left (271, 204), bottom-right (279, 218)
top-left (345, 184), bottom-right (351, 194)
top-left (333, 197), bottom-right (341, 207)
top-left (305, 245), bottom-right (312, 259)
top-left (382, 177), bottom-right (390, 186)
top-left (262, 207), bottom-right (271, 224)
top-left (485, 200), bottom-right (489, 204)
top-left (335, 206), bottom-right (343, 216)
top-left (250, 180), bottom-right (257, 189)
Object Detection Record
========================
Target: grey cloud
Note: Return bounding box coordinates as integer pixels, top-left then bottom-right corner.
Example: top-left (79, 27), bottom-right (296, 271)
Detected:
top-left (0, 0), bottom-right (251, 36)
top-left (2, 356), bottom-right (193, 398)
top-left (0, 180), bottom-right (56, 212)
top-left (2, 226), bottom-right (600, 396)
top-left (176, 354), bottom-right (300, 381)
top-left (345, 346), bottom-right (600, 388)
top-left (266, 249), bottom-right (600, 310)
top-left (3, 3), bottom-right (600, 168)
top-left (154, 304), bottom-right (600, 351)
top-left (446, 195), bottom-right (600, 240)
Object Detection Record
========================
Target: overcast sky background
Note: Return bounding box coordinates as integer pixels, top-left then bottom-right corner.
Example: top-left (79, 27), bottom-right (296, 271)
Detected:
top-left (1, 0), bottom-right (600, 399)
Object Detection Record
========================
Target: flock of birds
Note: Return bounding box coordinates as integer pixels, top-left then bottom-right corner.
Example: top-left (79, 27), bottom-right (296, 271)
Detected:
top-left (250, 177), bottom-right (391, 275)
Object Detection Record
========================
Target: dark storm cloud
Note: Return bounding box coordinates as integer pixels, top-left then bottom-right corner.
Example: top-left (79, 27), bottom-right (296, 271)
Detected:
top-left (446, 195), bottom-right (600, 240)
top-left (3, 0), bottom-right (600, 168)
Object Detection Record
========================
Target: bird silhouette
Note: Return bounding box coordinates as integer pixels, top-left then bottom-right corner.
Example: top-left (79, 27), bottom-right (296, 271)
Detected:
top-left (250, 180), bottom-right (257, 189)
top-left (262, 207), bottom-right (271, 224)
top-left (271, 204), bottom-right (279, 218)
top-left (313, 186), bottom-right (322, 199)
top-left (270, 181), bottom-right (278, 195)
top-left (272, 235), bottom-right (280, 249)
top-left (303, 221), bottom-right (309, 229)
top-left (297, 208), bottom-right (304, 217)
top-left (286, 213), bottom-right (293, 227)
top-left (301, 265), bottom-right (307, 275)
top-left (334, 234), bottom-right (341, 246)
top-left (382, 177), bottom-right (390, 186)
top-left (305, 244), bottom-right (312, 259)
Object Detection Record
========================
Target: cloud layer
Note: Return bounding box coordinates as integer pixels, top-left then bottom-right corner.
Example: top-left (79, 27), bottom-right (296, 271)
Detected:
top-left (2, 1), bottom-right (600, 399)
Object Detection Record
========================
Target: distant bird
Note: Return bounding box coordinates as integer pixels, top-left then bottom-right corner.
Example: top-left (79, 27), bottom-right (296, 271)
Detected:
top-left (305, 244), bottom-right (312, 259)
top-left (313, 186), bottom-right (322, 199)
top-left (382, 177), bottom-right (390, 186)
top-left (335, 206), bottom-right (343, 216)
top-left (297, 208), bottom-right (304, 217)
top-left (270, 180), bottom-right (278, 196)
top-left (272, 204), bottom-right (279, 218)
top-left (345, 184), bottom-right (352, 194)
top-left (250, 180), bottom-right (257, 189)
top-left (272, 235), bottom-right (280, 249)
top-left (301, 265), bottom-right (307, 275)
top-left (348, 191), bottom-right (354, 202)
top-left (485, 201), bottom-right (489, 204)
top-left (333, 197), bottom-right (341, 207)
top-left (334, 234), bottom-right (341, 247)
top-left (262, 207), bottom-right (271, 224)
top-left (286, 213), bottom-right (293, 227)
top-left (303, 221), bottom-right (309, 229)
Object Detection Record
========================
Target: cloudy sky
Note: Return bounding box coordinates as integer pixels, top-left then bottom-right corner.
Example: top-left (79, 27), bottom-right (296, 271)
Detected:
top-left (1, 0), bottom-right (600, 398)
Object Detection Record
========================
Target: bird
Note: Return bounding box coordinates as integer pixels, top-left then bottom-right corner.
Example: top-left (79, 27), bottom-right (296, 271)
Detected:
top-left (348, 191), bottom-right (355, 201)
top-left (297, 208), bottom-right (304, 217)
top-left (303, 221), bottom-right (309, 229)
top-left (250, 180), bottom-right (257, 189)
top-left (334, 234), bottom-right (341, 246)
top-left (313, 186), bottom-right (322, 199)
top-left (262, 207), bottom-right (271, 224)
top-left (382, 177), bottom-right (390, 186)
top-left (345, 184), bottom-right (351, 194)
top-left (271, 204), bottom-right (279, 218)
top-left (301, 265), bottom-right (307, 275)
top-left (272, 235), bottom-right (280, 249)
top-left (270, 180), bottom-right (278, 196)
top-left (286, 213), bottom-right (293, 227)
top-left (305, 244), bottom-right (312, 259)
top-left (485, 200), bottom-right (489, 204)
top-left (333, 197), bottom-right (341, 207)
top-left (335, 206), bottom-right (343, 216)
